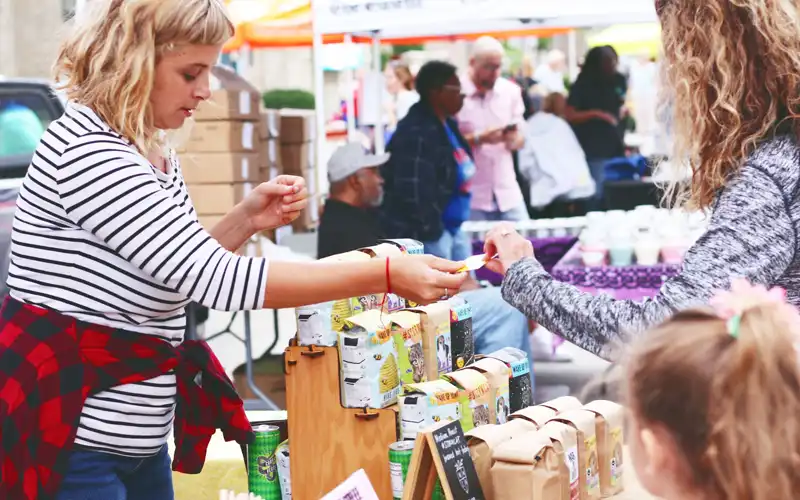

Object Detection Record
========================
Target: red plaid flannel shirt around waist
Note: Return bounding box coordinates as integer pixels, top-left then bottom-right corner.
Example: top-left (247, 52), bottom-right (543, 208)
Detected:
top-left (0, 297), bottom-right (255, 500)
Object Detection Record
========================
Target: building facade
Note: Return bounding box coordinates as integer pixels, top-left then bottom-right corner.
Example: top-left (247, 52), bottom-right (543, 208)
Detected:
top-left (0, 0), bottom-right (72, 78)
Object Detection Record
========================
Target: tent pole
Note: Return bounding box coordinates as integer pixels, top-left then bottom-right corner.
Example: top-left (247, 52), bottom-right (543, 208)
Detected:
top-left (312, 7), bottom-right (328, 196)
top-left (371, 31), bottom-right (385, 154)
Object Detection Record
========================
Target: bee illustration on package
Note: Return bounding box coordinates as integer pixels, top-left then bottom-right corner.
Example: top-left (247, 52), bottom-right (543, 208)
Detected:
top-left (338, 309), bottom-right (401, 409)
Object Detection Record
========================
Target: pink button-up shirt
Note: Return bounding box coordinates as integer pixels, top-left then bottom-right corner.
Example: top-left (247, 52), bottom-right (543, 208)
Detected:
top-left (457, 76), bottom-right (526, 213)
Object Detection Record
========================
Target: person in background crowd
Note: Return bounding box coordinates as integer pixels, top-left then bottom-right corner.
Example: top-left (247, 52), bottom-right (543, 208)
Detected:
top-left (626, 280), bottom-right (800, 500)
top-left (604, 45), bottom-right (631, 140)
top-left (565, 46), bottom-right (626, 209)
top-left (0, 1), bottom-right (466, 498)
top-left (484, 0), bottom-right (800, 363)
top-left (380, 60), bottom-right (474, 262)
top-left (320, 142), bottom-right (534, 374)
top-left (384, 60), bottom-right (419, 127)
top-left (534, 49), bottom-right (568, 95)
top-left (458, 36), bottom-right (529, 222)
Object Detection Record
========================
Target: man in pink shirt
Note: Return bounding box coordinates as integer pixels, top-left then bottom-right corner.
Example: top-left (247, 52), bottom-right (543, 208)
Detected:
top-left (458, 36), bottom-right (529, 221)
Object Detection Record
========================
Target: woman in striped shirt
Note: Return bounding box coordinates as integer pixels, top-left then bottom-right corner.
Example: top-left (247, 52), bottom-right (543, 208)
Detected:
top-left (3, 0), bottom-right (466, 498)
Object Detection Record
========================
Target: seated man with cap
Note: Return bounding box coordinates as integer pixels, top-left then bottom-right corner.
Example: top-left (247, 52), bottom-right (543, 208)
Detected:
top-left (318, 142), bottom-right (535, 381)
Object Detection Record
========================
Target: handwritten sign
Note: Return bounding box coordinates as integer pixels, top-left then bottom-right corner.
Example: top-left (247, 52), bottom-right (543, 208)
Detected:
top-left (403, 421), bottom-right (485, 500)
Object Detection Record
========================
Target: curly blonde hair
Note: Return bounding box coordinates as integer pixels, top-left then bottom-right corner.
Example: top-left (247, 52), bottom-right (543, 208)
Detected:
top-left (53, 0), bottom-right (234, 154)
top-left (658, 0), bottom-right (800, 208)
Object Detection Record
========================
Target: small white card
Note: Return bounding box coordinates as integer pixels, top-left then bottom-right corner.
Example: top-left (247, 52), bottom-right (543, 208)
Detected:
top-left (321, 469), bottom-right (379, 500)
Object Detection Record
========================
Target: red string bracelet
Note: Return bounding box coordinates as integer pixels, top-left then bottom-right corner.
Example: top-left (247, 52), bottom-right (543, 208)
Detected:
top-left (385, 256), bottom-right (392, 294)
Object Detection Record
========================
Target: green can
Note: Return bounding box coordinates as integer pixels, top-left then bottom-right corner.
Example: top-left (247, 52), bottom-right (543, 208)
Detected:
top-left (389, 440), bottom-right (414, 499)
top-left (248, 424), bottom-right (281, 500)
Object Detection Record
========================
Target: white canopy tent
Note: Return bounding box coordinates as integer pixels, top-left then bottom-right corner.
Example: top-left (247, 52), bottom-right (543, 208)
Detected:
top-left (309, 0), bottom-right (659, 189)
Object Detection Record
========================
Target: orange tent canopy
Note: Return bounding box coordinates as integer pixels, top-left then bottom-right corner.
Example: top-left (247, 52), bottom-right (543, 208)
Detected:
top-left (223, 0), bottom-right (571, 51)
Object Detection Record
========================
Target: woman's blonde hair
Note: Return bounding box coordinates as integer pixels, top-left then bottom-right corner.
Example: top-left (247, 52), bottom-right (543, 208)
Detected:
top-left (626, 304), bottom-right (800, 499)
top-left (658, 0), bottom-right (800, 208)
top-left (53, 0), bottom-right (234, 153)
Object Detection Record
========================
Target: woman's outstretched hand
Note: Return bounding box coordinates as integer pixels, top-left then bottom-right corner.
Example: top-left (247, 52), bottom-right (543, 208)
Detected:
top-left (240, 175), bottom-right (309, 232)
top-left (390, 254), bottom-right (468, 304)
top-left (483, 223), bottom-right (535, 276)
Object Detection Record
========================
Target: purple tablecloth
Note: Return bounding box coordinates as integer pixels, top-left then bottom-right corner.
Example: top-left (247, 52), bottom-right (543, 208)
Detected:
top-left (550, 242), bottom-right (681, 300)
top-left (472, 236), bottom-right (577, 285)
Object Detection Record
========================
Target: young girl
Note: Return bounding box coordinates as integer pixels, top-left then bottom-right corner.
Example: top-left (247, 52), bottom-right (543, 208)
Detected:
top-left (626, 279), bottom-right (800, 500)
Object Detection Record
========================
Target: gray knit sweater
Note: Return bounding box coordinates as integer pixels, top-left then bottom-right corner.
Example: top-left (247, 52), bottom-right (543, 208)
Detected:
top-left (501, 135), bottom-right (800, 359)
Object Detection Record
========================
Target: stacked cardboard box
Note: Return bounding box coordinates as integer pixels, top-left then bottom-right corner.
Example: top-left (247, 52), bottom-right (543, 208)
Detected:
top-left (278, 109), bottom-right (318, 232)
top-left (180, 88), bottom-right (262, 231)
top-left (258, 110), bottom-right (281, 183)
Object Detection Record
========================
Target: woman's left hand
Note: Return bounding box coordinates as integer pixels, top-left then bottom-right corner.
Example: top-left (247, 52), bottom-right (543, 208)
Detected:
top-left (240, 175), bottom-right (309, 232)
top-left (483, 223), bottom-right (535, 275)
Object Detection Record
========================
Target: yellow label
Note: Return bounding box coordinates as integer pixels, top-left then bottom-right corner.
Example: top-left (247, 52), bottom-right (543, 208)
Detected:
top-left (456, 357), bottom-right (465, 369)
top-left (585, 435), bottom-right (600, 496)
top-left (470, 382), bottom-right (490, 400)
top-left (610, 427), bottom-right (624, 487)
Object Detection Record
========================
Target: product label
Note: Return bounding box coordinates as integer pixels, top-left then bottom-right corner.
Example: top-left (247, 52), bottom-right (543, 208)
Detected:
top-left (586, 435), bottom-right (600, 496)
top-left (494, 385), bottom-right (510, 424)
top-left (610, 427), bottom-right (624, 487)
top-left (566, 445), bottom-right (580, 500)
top-left (510, 359), bottom-right (530, 377)
top-left (451, 301), bottom-right (472, 321)
top-left (390, 462), bottom-right (404, 498)
top-left (240, 157), bottom-right (250, 180)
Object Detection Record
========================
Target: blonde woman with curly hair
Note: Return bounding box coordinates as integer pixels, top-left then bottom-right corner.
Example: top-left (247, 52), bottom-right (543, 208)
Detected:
top-left (482, 0), bottom-right (800, 358)
top-left (0, 0), bottom-right (465, 498)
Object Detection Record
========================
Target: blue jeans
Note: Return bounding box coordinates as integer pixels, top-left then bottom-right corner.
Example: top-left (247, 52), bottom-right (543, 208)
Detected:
top-left (56, 446), bottom-right (174, 500)
top-left (459, 287), bottom-right (535, 391)
top-left (470, 204), bottom-right (530, 222)
top-left (423, 228), bottom-right (471, 261)
top-left (587, 158), bottom-right (610, 210)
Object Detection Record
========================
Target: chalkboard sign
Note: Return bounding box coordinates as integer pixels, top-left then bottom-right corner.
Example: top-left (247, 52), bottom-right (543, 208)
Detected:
top-left (403, 420), bottom-right (485, 500)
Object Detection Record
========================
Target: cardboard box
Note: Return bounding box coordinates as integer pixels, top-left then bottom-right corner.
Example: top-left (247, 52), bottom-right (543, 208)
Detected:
top-left (197, 215), bottom-right (223, 231)
top-left (280, 141), bottom-right (314, 175)
top-left (180, 152), bottom-right (261, 184)
top-left (290, 169), bottom-right (320, 232)
top-left (188, 182), bottom-right (254, 215)
top-left (491, 431), bottom-right (562, 500)
top-left (259, 110), bottom-right (281, 139)
top-left (279, 109), bottom-right (315, 144)
top-left (183, 121), bottom-right (258, 153)
top-left (258, 138), bottom-right (281, 169)
top-left (193, 89), bottom-right (261, 121)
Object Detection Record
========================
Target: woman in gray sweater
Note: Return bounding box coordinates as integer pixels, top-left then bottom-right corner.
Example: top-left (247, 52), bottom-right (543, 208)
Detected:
top-left (484, 0), bottom-right (800, 359)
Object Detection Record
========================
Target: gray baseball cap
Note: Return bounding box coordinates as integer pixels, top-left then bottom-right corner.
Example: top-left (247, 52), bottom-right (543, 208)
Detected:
top-left (327, 142), bottom-right (391, 183)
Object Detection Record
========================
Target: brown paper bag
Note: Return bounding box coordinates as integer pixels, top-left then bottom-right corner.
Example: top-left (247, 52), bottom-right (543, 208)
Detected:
top-left (471, 357), bottom-right (511, 425)
top-left (540, 421), bottom-right (581, 500)
top-left (491, 431), bottom-right (562, 500)
top-left (540, 396), bottom-right (583, 414)
top-left (509, 405), bottom-right (557, 428)
top-left (408, 301), bottom-right (452, 380)
top-left (466, 424), bottom-right (518, 500)
top-left (502, 417), bottom-right (539, 434)
top-left (583, 400), bottom-right (625, 497)
top-left (443, 368), bottom-right (492, 432)
top-left (549, 410), bottom-right (601, 500)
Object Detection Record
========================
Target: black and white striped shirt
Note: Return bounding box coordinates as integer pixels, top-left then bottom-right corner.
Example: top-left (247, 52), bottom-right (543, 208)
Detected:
top-left (7, 102), bottom-right (268, 456)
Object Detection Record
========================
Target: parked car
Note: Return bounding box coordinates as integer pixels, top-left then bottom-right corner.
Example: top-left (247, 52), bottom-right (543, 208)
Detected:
top-left (0, 78), bottom-right (209, 333)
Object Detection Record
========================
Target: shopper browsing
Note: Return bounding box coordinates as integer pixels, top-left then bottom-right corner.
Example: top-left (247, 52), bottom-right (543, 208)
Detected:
top-left (625, 279), bottom-right (800, 500)
top-left (483, 0), bottom-right (800, 359)
top-left (0, 1), bottom-right (465, 499)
